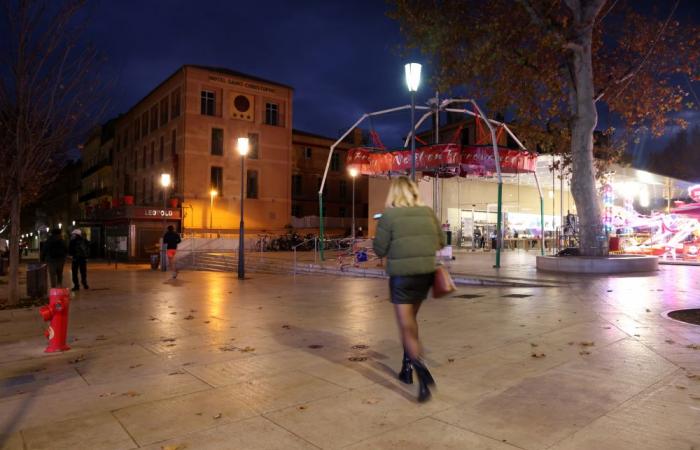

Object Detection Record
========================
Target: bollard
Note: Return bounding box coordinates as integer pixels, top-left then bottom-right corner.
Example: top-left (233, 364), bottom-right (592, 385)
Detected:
top-left (39, 288), bottom-right (71, 353)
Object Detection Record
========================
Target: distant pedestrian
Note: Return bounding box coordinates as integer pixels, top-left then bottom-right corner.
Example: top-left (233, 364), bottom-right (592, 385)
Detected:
top-left (68, 229), bottom-right (89, 291)
top-left (373, 176), bottom-right (445, 402)
top-left (163, 225), bottom-right (181, 279)
top-left (40, 229), bottom-right (67, 288)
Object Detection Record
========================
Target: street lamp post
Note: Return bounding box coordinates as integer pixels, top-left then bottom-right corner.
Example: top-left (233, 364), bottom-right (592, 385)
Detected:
top-left (160, 173), bottom-right (171, 272)
top-left (209, 189), bottom-right (217, 231)
top-left (405, 63), bottom-right (422, 181)
top-left (349, 168), bottom-right (358, 240)
top-left (236, 137), bottom-right (249, 280)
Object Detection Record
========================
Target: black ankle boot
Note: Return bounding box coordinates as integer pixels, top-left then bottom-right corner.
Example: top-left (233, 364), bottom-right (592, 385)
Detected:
top-left (411, 358), bottom-right (435, 403)
top-left (398, 353), bottom-right (413, 384)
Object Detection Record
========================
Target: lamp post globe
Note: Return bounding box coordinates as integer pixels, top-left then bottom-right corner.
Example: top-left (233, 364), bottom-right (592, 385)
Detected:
top-left (404, 63), bottom-right (422, 181)
top-left (209, 189), bottom-right (217, 231)
top-left (236, 137), bottom-right (250, 280)
top-left (349, 167), bottom-right (359, 240)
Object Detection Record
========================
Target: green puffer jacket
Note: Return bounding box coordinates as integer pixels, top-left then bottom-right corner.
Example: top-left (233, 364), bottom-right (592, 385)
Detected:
top-left (373, 205), bottom-right (445, 276)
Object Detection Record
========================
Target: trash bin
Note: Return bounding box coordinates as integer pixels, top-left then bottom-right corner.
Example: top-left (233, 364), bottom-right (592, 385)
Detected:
top-left (150, 254), bottom-right (160, 270)
top-left (27, 263), bottom-right (47, 298)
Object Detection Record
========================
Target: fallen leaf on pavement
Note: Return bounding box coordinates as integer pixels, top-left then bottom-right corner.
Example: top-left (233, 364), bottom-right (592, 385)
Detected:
top-left (99, 392), bottom-right (116, 398)
top-left (281, 324), bottom-right (291, 329)
top-left (68, 355), bottom-right (86, 364)
top-left (129, 364), bottom-right (142, 369)
top-left (168, 370), bottom-right (185, 376)
top-left (686, 344), bottom-right (700, 350)
top-left (362, 398), bottom-right (380, 405)
top-left (530, 343), bottom-right (539, 348)
top-left (121, 391), bottom-right (141, 397)
top-left (240, 346), bottom-right (255, 352)
top-left (690, 395), bottom-right (700, 401)
top-left (675, 385), bottom-right (687, 390)
top-left (579, 350), bottom-right (591, 356)
top-left (203, 321), bottom-right (210, 324)
top-left (645, 309), bottom-right (651, 312)
top-left (531, 353), bottom-right (546, 358)
top-left (148, 316), bottom-right (157, 321)
top-left (297, 405), bottom-right (307, 410)
top-left (665, 339), bottom-right (676, 344)
top-left (447, 358), bottom-right (455, 363)
top-left (579, 341), bottom-right (595, 347)
top-left (161, 338), bottom-right (176, 342)
top-left (184, 315), bottom-right (195, 320)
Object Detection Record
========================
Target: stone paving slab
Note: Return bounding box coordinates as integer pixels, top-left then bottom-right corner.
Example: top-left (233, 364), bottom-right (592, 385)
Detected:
top-left (0, 263), bottom-right (699, 449)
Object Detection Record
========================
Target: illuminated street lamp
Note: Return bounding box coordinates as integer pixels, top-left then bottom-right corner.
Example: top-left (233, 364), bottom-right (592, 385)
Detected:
top-left (58, 222), bottom-right (62, 229)
top-left (405, 62), bottom-right (422, 181)
top-left (349, 167), bottom-right (359, 240)
top-left (72, 220), bottom-right (76, 226)
top-left (160, 173), bottom-right (171, 272)
top-left (236, 137), bottom-right (249, 280)
top-left (209, 189), bottom-right (217, 230)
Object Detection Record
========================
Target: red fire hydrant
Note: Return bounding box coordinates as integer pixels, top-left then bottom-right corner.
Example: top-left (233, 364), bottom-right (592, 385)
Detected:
top-left (39, 288), bottom-right (71, 353)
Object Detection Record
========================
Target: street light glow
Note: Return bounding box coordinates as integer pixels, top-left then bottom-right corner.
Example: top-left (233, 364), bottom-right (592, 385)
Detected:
top-left (160, 173), bottom-right (171, 188)
top-left (210, 189), bottom-right (218, 198)
top-left (404, 63), bottom-right (422, 92)
top-left (58, 222), bottom-right (62, 229)
top-left (348, 167), bottom-right (359, 178)
top-left (237, 137), bottom-right (250, 156)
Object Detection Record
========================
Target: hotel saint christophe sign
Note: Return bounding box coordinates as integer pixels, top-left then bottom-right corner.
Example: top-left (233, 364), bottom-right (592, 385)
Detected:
top-left (208, 74), bottom-right (276, 122)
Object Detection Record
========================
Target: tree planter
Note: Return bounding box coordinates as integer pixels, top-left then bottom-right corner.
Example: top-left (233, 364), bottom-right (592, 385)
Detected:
top-left (536, 255), bottom-right (658, 274)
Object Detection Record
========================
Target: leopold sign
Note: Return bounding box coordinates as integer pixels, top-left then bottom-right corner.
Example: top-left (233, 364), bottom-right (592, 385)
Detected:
top-left (133, 208), bottom-right (181, 220)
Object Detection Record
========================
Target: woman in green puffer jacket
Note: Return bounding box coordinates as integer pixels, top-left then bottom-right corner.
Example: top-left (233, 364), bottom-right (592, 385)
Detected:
top-left (373, 176), bottom-right (445, 402)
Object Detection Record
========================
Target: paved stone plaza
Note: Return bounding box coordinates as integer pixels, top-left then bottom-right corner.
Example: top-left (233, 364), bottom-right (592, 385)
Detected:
top-left (1, 262), bottom-right (699, 449)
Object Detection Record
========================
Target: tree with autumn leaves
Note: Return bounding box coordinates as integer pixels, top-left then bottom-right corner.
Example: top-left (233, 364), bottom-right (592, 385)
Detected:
top-left (392, 0), bottom-right (699, 256)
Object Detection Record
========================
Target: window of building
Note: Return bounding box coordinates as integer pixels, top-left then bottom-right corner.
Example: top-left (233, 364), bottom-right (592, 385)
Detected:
top-left (211, 128), bottom-right (223, 155)
top-left (134, 119), bottom-right (140, 141)
top-left (149, 178), bottom-right (154, 204)
top-left (339, 206), bottom-right (347, 217)
top-left (292, 174), bottom-right (302, 196)
top-left (150, 106), bottom-right (158, 131)
top-left (171, 88), bottom-right (181, 118)
top-left (210, 166), bottom-right (223, 196)
top-left (171, 129), bottom-right (176, 155)
top-left (122, 132), bottom-right (128, 149)
top-left (141, 178), bottom-right (146, 203)
top-left (331, 152), bottom-right (340, 171)
top-left (201, 90), bottom-right (216, 116)
top-left (159, 136), bottom-right (164, 162)
top-left (265, 102), bottom-right (279, 125)
top-left (150, 141), bottom-right (155, 166)
top-left (304, 147), bottom-right (312, 159)
top-left (292, 204), bottom-right (302, 217)
top-left (133, 151), bottom-right (137, 170)
top-left (339, 180), bottom-right (347, 199)
top-left (246, 170), bottom-right (258, 199)
top-left (141, 112), bottom-right (149, 136)
top-left (160, 97), bottom-right (169, 126)
top-left (248, 133), bottom-right (259, 159)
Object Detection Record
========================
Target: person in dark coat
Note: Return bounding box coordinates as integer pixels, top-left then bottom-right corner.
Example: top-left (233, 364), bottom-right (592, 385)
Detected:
top-left (68, 229), bottom-right (90, 291)
top-left (40, 228), bottom-right (67, 288)
top-left (162, 225), bottom-right (181, 279)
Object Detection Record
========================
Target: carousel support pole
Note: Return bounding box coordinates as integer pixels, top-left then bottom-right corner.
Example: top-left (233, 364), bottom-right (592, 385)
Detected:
top-left (533, 170), bottom-right (545, 256)
top-left (496, 182), bottom-right (503, 268)
top-left (319, 194), bottom-right (325, 261)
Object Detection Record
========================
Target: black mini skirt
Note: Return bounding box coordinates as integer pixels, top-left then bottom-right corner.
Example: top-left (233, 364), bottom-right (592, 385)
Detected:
top-left (389, 273), bottom-right (435, 304)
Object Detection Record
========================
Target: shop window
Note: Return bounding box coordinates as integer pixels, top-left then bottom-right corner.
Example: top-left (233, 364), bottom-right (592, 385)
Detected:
top-left (292, 175), bottom-right (302, 196)
top-left (248, 133), bottom-right (259, 159)
top-left (210, 166), bottom-right (223, 196)
top-left (160, 97), bottom-right (169, 126)
top-left (246, 170), bottom-right (258, 199)
top-left (211, 128), bottom-right (224, 155)
top-left (265, 102), bottom-right (279, 125)
top-left (305, 147), bottom-right (312, 159)
top-left (201, 90), bottom-right (216, 116)
top-left (331, 153), bottom-right (340, 171)
top-left (171, 88), bottom-right (181, 118)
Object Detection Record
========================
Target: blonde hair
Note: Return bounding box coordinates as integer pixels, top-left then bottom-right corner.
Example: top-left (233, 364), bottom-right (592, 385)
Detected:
top-left (385, 176), bottom-right (424, 208)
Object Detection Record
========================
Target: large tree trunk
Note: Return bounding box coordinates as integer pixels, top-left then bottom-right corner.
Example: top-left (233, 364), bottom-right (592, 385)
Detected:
top-left (8, 191), bottom-right (21, 305)
top-left (567, 0), bottom-right (607, 256)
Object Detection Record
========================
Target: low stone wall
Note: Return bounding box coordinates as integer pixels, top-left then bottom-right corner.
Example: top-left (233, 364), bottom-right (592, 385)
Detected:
top-left (536, 255), bottom-right (658, 274)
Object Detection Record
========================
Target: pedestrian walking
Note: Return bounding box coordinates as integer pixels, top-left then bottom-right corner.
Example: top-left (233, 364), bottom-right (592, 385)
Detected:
top-left (68, 229), bottom-right (89, 291)
top-left (163, 225), bottom-right (181, 279)
top-left (372, 176), bottom-right (445, 402)
top-left (40, 228), bottom-right (67, 288)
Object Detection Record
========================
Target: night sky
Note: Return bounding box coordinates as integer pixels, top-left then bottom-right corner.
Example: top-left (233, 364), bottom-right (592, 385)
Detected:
top-left (86, 0), bottom-right (699, 155)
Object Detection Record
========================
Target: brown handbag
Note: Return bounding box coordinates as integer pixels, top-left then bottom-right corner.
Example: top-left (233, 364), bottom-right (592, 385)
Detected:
top-left (433, 265), bottom-right (456, 298)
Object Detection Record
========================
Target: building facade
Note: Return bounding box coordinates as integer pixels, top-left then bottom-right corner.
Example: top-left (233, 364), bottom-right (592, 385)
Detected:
top-left (108, 65), bottom-right (293, 258)
top-left (291, 129), bottom-right (368, 233)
